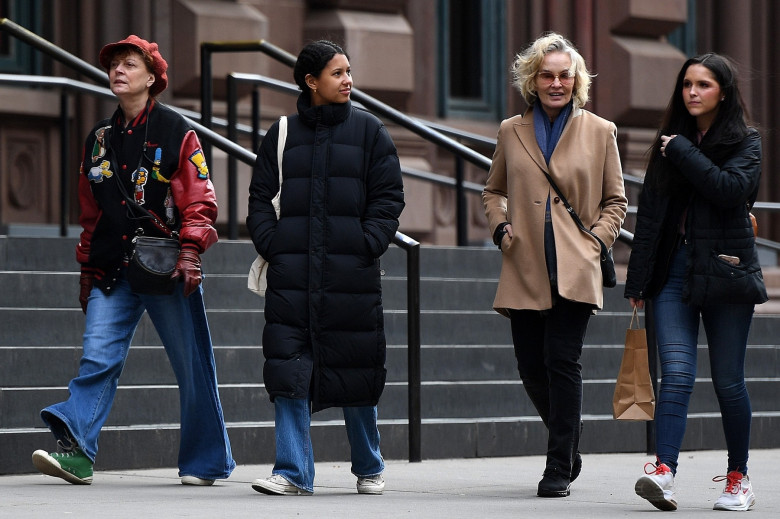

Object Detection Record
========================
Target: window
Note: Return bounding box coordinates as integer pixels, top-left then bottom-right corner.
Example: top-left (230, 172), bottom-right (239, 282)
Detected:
top-left (438, 0), bottom-right (505, 121)
top-left (0, 0), bottom-right (43, 74)
top-left (667, 0), bottom-right (696, 57)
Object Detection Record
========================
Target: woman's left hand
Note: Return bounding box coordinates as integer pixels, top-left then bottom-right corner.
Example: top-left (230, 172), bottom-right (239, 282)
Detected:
top-left (500, 223), bottom-right (513, 250)
top-left (660, 134), bottom-right (677, 157)
top-left (171, 248), bottom-right (202, 297)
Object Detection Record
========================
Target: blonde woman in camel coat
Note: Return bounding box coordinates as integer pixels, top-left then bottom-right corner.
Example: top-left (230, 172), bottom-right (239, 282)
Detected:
top-left (482, 32), bottom-right (626, 498)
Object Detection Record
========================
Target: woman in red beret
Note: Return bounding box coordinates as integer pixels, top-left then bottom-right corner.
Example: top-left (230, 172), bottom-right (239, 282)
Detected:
top-left (31, 35), bottom-right (235, 486)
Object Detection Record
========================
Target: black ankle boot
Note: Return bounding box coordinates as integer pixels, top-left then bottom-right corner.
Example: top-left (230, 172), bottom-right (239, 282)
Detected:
top-left (537, 467), bottom-right (571, 497)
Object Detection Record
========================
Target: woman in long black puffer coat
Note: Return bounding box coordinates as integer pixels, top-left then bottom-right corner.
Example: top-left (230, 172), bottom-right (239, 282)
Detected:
top-left (247, 40), bottom-right (404, 496)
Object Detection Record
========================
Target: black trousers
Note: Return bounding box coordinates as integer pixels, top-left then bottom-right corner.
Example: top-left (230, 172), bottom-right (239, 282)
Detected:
top-left (509, 295), bottom-right (592, 477)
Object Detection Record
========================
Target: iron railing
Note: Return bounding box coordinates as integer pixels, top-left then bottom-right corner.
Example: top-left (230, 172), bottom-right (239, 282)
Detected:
top-left (0, 18), bottom-right (424, 462)
top-left (201, 40), bottom-right (492, 247)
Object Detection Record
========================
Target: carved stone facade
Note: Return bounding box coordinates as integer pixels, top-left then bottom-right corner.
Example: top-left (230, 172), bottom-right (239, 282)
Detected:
top-left (0, 0), bottom-right (777, 244)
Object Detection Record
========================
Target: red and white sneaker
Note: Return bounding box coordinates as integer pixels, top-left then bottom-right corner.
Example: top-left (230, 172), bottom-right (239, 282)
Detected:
top-left (713, 471), bottom-right (755, 511)
top-left (635, 461), bottom-right (677, 511)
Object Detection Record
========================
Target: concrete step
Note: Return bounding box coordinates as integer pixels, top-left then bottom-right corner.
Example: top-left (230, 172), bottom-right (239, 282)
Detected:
top-left (3, 307), bottom-right (778, 348)
top-left (3, 342), bottom-right (778, 388)
top-left (0, 267), bottom-right (767, 319)
top-left (5, 376), bottom-right (779, 429)
top-left (4, 236), bottom-right (778, 295)
top-left (0, 237), bottom-right (504, 277)
top-left (0, 272), bottom-right (501, 312)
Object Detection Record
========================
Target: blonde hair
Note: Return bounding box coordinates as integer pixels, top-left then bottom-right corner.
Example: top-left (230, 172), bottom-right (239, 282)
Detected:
top-left (510, 32), bottom-right (592, 109)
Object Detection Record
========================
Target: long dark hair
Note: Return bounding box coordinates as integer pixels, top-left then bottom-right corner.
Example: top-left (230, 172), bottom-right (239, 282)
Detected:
top-left (645, 53), bottom-right (751, 194)
top-left (293, 40), bottom-right (348, 99)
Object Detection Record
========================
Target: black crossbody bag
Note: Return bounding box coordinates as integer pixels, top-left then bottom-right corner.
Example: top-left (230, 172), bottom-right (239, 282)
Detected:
top-left (542, 171), bottom-right (617, 288)
top-left (114, 147), bottom-right (181, 296)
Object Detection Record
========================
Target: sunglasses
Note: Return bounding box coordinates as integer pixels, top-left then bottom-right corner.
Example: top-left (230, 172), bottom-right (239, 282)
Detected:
top-left (536, 70), bottom-right (575, 86)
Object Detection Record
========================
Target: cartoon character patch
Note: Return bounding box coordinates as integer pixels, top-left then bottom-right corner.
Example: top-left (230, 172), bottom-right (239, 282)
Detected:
top-left (133, 167), bottom-right (149, 205)
top-left (150, 147), bottom-right (170, 183)
top-left (91, 126), bottom-right (111, 162)
top-left (87, 160), bottom-right (113, 183)
top-left (188, 149), bottom-right (209, 180)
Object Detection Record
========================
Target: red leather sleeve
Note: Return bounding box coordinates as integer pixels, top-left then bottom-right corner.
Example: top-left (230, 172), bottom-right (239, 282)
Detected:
top-left (170, 129), bottom-right (219, 253)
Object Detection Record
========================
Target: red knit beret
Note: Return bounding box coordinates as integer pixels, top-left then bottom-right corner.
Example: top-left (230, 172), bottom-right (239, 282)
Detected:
top-left (98, 35), bottom-right (168, 97)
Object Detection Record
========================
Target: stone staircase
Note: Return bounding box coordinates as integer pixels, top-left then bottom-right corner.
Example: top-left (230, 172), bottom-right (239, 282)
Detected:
top-left (1, 235), bottom-right (779, 475)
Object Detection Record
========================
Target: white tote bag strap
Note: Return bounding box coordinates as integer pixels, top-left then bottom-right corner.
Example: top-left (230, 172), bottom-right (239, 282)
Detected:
top-left (248, 115), bottom-right (288, 297)
top-left (272, 115), bottom-right (287, 218)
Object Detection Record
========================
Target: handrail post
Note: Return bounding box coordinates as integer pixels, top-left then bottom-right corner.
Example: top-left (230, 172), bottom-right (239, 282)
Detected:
top-left (392, 232), bottom-right (421, 462)
top-left (251, 87), bottom-right (260, 154)
top-left (59, 91), bottom-right (69, 237)
top-left (407, 241), bottom-right (421, 462)
top-left (226, 74), bottom-right (239, 240)
top-left (645, 302), bottom-right (658, 454)
top-left (200, 45), bottom-right (213, 163)
top-left (455, 156), bottom-right (467, 246)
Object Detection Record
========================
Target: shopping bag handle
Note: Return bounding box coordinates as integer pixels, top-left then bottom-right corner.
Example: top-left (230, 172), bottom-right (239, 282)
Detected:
top-left (630, 306), bottom-right (641, 330)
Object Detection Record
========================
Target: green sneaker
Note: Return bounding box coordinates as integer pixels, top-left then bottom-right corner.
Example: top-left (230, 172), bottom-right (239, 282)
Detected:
top-left (32, 448), bottom-right (93, 485)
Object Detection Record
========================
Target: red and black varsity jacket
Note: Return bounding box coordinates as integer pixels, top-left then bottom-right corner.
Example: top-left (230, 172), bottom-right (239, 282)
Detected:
top-left (76, 100), bottom-right (218, 291)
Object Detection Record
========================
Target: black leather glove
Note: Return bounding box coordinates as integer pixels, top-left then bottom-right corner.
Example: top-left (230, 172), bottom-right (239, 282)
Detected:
top-left (493, 221), bottom-right (510, 250)
top-left (171, 245), bottom-right (202, 297)
top-left (79, 269), bottom-right (95, 314)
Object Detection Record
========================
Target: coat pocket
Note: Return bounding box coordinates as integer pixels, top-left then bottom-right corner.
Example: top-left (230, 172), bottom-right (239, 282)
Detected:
top-left (703, 250), bottom-right (767, 304)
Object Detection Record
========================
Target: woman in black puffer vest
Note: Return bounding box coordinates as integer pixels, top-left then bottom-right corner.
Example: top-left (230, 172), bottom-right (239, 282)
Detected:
top-left (247, 40), bottom-right (404, 496)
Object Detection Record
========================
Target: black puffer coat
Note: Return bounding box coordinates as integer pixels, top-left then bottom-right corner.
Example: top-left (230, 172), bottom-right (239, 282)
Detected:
top-left (247, 96), bottom-right (404, 412)
top-left (625, 130), bottom-right (767, 306)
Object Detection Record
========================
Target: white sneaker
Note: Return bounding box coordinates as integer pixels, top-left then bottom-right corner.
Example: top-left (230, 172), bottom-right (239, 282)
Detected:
top-left (357, 474), bottom-right (385, 494)
top-left (635, 461), bottom-right (677, 511)
top-left (713, 471), bottom-right (755, 511)
top-left (181, 475), bottom-right (214, 486)
top-left (251, 474), bottom-right (312, 496)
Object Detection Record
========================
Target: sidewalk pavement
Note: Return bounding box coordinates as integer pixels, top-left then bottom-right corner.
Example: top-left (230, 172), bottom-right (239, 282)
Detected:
top-left (2, 449), bottom-right (778, 518)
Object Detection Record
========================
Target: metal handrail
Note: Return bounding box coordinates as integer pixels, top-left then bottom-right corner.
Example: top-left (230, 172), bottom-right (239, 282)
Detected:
top-left (252, 40), bottom-right (493, 169)
top-left (392, 232), bottom-right (422, 463)
top-left (223, 71), bottom-right (492, 239)
top-left (201, 40), bottom-right (492, 246)
top-left (412, 117), bottom-right (496, 150)
top-left (0, 19), bottom-right (424, 463)
top-left (201, 40), bottom-right (492, 169)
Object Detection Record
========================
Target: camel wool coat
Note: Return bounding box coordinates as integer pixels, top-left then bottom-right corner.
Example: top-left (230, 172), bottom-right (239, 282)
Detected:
top-left (483, 105), bottom-right (627, 315)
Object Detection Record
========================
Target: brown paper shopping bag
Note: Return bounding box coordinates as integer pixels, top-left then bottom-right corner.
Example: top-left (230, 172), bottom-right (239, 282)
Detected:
top-left (612, 307), bottom-right (656, 420)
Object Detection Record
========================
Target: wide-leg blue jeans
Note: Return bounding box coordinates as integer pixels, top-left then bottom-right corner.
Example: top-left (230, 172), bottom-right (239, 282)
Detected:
top-left (41, 275), bottom-right (235, 480)
top-left (271, 396), bottom-right (384, 492)
top-left (652, 244), bottom-right (754, 475)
